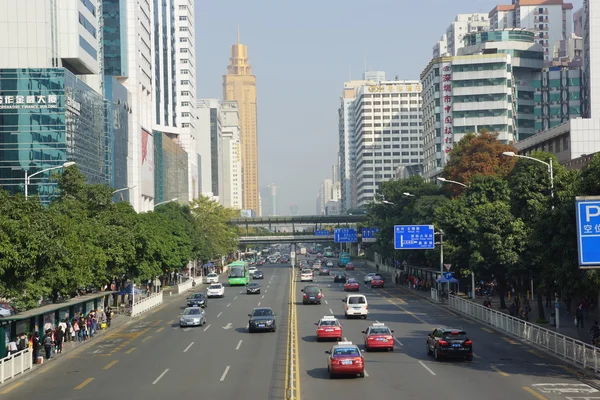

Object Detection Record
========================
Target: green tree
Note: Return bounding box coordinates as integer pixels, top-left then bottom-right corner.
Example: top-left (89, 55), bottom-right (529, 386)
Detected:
top-left (190, 196), bottom-right (239, 262)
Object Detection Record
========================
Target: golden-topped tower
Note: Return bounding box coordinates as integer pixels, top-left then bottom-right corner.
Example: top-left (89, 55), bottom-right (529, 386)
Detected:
top-left (223, 28), bottom-right (259, 214)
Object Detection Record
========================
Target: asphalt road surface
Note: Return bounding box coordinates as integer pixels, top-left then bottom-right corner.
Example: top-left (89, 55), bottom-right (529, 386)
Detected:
top-left (296, 259), bottom-right (600, 400)
top-left (1, 263), bottom-right (290, 400)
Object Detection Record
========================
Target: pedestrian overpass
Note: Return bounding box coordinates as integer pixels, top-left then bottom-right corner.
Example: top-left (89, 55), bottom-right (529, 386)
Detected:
top-left (230, 214), bottom-right (368, 232)
top-left (238, 235), bottom-right (336, 245)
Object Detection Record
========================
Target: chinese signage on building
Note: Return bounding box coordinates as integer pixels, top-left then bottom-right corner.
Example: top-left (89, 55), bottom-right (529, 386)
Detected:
top-left (440, 63), bottom-right (454, 163)
top-left (367, 83), bottom-right (422, 93)
top-left (0, 94), bottom-right (59, 109)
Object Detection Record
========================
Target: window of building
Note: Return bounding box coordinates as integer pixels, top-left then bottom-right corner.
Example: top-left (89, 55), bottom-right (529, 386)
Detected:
top-left (179, 16), bottom-right (188, 21)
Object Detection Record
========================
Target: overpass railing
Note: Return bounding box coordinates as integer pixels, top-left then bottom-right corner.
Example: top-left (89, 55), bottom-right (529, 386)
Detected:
top-left (239, 235), bottom-right (335, 242)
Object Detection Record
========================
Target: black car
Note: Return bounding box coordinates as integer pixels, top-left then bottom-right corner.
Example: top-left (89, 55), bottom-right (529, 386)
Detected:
top-left (333, 273), bottom-right (347, 283)
top-left (247, 282), bottom-right (261, 294)
top-left (426, 327), bottom-right (473, 361)
top-left (319, 267), bottom-right (330, 276)
top-left (248, 307), bottom-right (277, 332)
top-left (301, 285), bottom-right (323, 304)
top-left (253, 270), bottom-right (264, 279)
top-left (187, 293), bottom-right (207, 308)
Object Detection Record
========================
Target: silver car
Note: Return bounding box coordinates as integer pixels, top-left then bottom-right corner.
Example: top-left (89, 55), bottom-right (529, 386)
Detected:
top-left (364, 273), bottom-right (376, 284)
top-left (179, 307), bottom-right (206, 327)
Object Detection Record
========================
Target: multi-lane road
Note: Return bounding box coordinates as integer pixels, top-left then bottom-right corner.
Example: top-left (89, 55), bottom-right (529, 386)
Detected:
top-left (3, 257), bottom-right (600, 400)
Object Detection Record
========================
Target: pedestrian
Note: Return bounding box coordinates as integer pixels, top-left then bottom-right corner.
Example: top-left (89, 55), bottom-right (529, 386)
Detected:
top-left (55, 326), bottom-right (64, 354)
top-left (7, 338), bottom-right (18, 355)
top-left (576, 304), bottom-right (584, 329)
top-left (43, 330), bottom-right (53, 359)
top-left (31, 332), bottom-right (40, 364)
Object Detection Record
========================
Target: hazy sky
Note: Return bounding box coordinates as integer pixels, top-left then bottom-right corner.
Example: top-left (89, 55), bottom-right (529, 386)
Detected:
top-left (196, 0), bottom-right (583, 215)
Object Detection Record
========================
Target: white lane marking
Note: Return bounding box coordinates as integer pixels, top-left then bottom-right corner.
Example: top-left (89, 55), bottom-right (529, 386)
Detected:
top-left (343, 337), bottom-right (348, 341)
top-left (394, 338), bottom-right (404, 346)
top-left (324, 300), bottom-right (328, 305)
top-left (217, 312), bottom-right (223, 318)
top-left (265, 290), bottom-right (268, 294)
top-left (234, 296), bottom-right (238, 300)
top-left (236, 340), bottom-right (243, 350)
top-left (258, 302), bottom-right (261, 306)
top-left (262, 295), bottom-right (265, 299)
top-left (418, 361), bottom-right (436, 376)
top-left (364, 369), bottom-right (369, 377)
top-left (183, 342), bottom-right (194, 352)
top-left (239, 291), bottom-right (244, 294)
top-left (203, 324), bottom-right (211, 332)
top-left (153, 369), bottom-right (169, 384)
top-left (375, 320), bottom-right (380, 323)
top-left (227, 303), bottom-right (231, 307)
top-left (246, 323), bottom-right (249, 329)
top-left (220, 366), bottom-right (230, 382)
top-left (329, 308), bottom-right (334, 314)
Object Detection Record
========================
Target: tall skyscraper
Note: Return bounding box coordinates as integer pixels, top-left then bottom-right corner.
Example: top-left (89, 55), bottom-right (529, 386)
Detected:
top-left (197, 99), bottom-right (222, 197)
top-left (220, 101), bottom-right (243, 209)
top-left (316, 179), bottom-right (333, 214)
top-left (223, 29), bottom-right (259, 214)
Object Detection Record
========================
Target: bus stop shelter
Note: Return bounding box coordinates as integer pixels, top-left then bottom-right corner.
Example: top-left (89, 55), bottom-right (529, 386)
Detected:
top-left (0, 292), bottom-right (114, 359)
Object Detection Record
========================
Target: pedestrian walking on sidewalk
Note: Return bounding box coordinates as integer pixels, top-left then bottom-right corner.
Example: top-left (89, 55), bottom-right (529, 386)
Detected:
top-left (576, 304), bottom-right (585, 330)
top-left (43, 330), bottom-right (53, 359)
top-left (31, 332), bottom-right (40, 364)
top-left (55, 326), bottom-right (64, 354)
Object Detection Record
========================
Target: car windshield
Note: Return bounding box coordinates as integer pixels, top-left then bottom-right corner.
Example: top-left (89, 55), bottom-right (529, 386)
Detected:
top-left (255, 270), bottom-right (262, 274)
top-left (209, 285), bottom-right (221, 290)
top-left (183, 308), bottom-right (202, 315)
top-left (252, 309), bottom-right (273, 317)
top-left (370, 328), bottom-right (391, 335)
top-left (249, 283), bottom-right (259, 287)
top-left (333, 347), bottom-right (359, 356)
top-left (302, 269), bottom-right (312, 274)
top-left (367, 273), bottom-right (375, 277)
top-left (319, 320), bottom-right (338, 326)
top-left (347, 279), bottom-right (357, 284)
top-left (230, 266), bottom-right (246, 277)
top-left (192, 294), bottom-right (204, 299)
top-left (207, 273), bottom-right (217, 277)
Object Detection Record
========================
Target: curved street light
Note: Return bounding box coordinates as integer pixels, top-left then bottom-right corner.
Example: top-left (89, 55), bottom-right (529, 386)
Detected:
top-left (402, 192), bottom-right (415, 197)
top-left (437, 177), bottom-right (468, 188)
top-left (25, 161), bottom-right (76, 200)
top-left (112, 185), bottom-right (137, 194)
top-left (154, 198), bottom-right (178, 207)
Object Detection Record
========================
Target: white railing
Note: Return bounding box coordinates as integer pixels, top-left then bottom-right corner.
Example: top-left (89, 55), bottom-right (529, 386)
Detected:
top-left (0, 349), bottom-right (32, 384)
top-left (431, 288), bottom-right (440, 303)
top-left (132, 292), bottom-right (163, 317)
top-left (177, 279), bottom-right (194, 294)
top-left (449, 294), bottom-right (600, 373)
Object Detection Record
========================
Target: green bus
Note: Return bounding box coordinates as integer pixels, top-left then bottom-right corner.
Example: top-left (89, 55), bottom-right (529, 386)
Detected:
top-left (228, 261), bottom-right (250, 285)
top-left (324, 247), bottom-right (334, 258)
top-left (338, 252), bottom-right (351, 267)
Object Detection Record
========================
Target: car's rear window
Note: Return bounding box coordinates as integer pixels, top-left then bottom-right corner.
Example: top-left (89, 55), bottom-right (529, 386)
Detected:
top-left (348, 296), bottom-right (366, 304)
top-left (319, 320), bottom-right (338, 326)
top-left (370, 328), bottom-right (390, 335)
top-left (443, 331), bottom-right (467, 340)
top-left (304, 286), bottom-right (320, 294)
top-left (334, 347), bottom-right (360, 356)
top-left (209, 285), bottom-right (221, 289)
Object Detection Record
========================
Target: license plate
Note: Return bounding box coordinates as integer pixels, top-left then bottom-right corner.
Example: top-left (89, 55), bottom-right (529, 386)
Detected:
top-left (376, 338), bottom-right (387, 341)
top-left (258, 324), bottom-right (265, 327)
top-left (341, 360), bottom-right (352, 365)
top-left (326, 329), bottom-right (333, 332)
top-left (309, 297), bottom-right (315, 299)
top-left (353, 307), bottom-right (360, 309)
top-left (452, 344), bottom-right (461, 347)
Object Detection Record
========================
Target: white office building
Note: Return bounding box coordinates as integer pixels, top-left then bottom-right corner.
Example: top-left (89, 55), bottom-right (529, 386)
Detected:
top-left (489, 0), bottom-right (574, 61)
top-left (316, 178), bottom-right (333, 215)
top-left (445, 13), bottom-right (490, 57)
top-left (197, 99), bottom-right (222, 198)
top-left (583, 0), bottom-right (600, 119)
top-left (433, 34), bottom-right (449, 58)
top-left (220, 100), bottom-right (243, 209)
top-left (352, 80), bottom-right (424, 207)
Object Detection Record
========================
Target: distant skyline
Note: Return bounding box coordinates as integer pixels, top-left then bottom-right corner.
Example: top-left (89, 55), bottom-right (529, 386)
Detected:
top-left (196, 0), bottom-right (584, 215)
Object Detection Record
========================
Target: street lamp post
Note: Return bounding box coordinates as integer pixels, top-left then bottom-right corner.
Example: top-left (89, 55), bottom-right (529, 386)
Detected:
top-left (437, 177), bottom-right (468, 188)
top-left (154, 198), bottom-right (178, 207)
top-left (502, 152), bottom-right (554, 201)
top-left (112, 185), bottom-right (137, 195)
top-left (24, 161), bottom-right (76, 200)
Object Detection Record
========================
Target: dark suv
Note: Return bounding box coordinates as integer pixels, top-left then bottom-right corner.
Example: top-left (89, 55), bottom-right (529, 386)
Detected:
top-left (426, 328), bottom-right (473, 361)
top-left (301, 285), bottom-right (323, 304)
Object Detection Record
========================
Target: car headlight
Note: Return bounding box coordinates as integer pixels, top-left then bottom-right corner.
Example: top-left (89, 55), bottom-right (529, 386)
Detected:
top-left (266, 320), bottom-right (273, 325)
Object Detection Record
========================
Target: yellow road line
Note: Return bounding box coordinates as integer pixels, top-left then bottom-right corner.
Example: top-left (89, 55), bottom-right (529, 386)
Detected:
top-left (491, 365), bottom-right (509, 376)
top-left (293, 270), bottom-right (301, 400)
top-left (502, 337), bottom-right (518, 345)
top-left (0, 382), bottom-right (24, 394)
top-left (152, 320), bottom-right (163, 326)
top-left (522, 387), bottom-right (548, 400)
top-left (74, 377), bottom-right (94, 390)
top-left (151, 304), bottom-right (167, 314)
top-left (481, 327), bottom-right (494, 333)
top-left (156, 327), bottom-right (164, 333)
top-left (124, 347), bottom-right (136, 354)
top-left (527, 349), bottom-right (545, 358)
top-left (142, 336), bottom-right (152, 342)
top-left (167, 320), bottom-right (175, 325)
top-left (284, 268), bottom-right (291, 398)
top-left (103, 360), bottom-right (119, 370)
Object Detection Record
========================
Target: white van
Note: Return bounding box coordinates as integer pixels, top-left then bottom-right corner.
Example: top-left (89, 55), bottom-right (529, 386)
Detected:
top-left (343, 294), bottom-right (368, 319)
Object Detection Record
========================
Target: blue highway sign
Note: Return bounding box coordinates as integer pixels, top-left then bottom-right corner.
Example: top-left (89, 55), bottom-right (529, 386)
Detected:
top-left (334, 228), bottom-right (357, 243)
top-left (361, 228), bottom-right (379, 243)
top-left (576, 196), bottom-right (600, 268)
top-left (315, 229), bottom-right (331, 236)
top-left (394, 225), bottom-right (435, 250)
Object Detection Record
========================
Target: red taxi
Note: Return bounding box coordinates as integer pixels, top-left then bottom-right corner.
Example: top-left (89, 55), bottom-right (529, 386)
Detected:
top-left (345, 263), bottom-right (355, 270)
top-left (325, 341), bottom-right (365, 379)
top-left (362, 323), bottom-right (395, 352)
top-left (344, 279), bottom-right (360, 292)
top-left (315, 316), bottom-right (342, 341)
top-left (371, 275), bottom-right (385, 288)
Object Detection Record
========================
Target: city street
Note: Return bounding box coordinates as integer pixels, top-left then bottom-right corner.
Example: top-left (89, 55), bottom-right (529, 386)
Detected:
top-left (296, 262), bottom-right (600, 400)
top-left (0, 264), bottom-right (290, 400)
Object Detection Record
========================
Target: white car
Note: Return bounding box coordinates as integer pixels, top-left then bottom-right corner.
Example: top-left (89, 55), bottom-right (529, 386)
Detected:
top-left (344, 294), bottom-right (368, 319)
top-left (364, 273), bottom-right (376, 284)
top-left (205, 273), bottom-right (219, 284)
top-left (300, 269), bottom-right (314, 282)
top-left (207, 283), bottom-right (225, 298)
top-left (248, 266), bottom-right (258, 276)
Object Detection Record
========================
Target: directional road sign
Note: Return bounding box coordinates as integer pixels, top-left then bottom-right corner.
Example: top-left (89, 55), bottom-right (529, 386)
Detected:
top-left (394, 225), bottom-right (435, 250)
top-left (443, 272), bottom-right (453, 280)
top-left (576, 196), bottom-right (600, 268)
top-left (315, 229), bottom-right (331, 236)
top-left (334, 228), bottom-right (357, 243)
top-left (361, 228), bottom-right (380, 243)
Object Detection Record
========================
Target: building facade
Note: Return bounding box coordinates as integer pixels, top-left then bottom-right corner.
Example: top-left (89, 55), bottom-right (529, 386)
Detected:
top-left (316, 178), bottom-right (333, 215)
top-left (445, 13), bottom-right (490, 57)
top-left (0, 68), bottom-right (105, 201)
top-left (220, 100), bottom-right (242, 209)
top-left (196, 99), bottom-right (221, 198)
top-left (489, 0), bottom-right (574, 61)
top-left (154, 130), bottom-right (188, 204)
top-left (534, 66), bottom-right (583, 133)
top-left (104, 76), bottom-right (130, 202)
top-left (223, 31), bottom-right (259, 215)
top-left (352, 80), bottom-right (424, 207)
top-left (583, 0), bottom-right (600, 119)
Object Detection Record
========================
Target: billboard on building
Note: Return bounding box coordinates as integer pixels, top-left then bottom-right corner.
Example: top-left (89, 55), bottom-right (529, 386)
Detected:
top-left (141, 129), bottom-right (155, 197)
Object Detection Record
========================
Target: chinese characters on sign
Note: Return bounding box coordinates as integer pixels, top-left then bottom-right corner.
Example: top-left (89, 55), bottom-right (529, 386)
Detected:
top-left (393, 225), bottom-right (435, 250)
top-left (441, 63), bottom-right (454, 162)
top-left (0, 94), bottom-right (59, 109)
top-left (368, 83), bottom-right (423, 93)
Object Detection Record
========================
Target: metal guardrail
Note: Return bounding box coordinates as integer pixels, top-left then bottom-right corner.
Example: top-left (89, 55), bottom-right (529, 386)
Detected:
top-left (0, 349), bottom-right (32, 384)
top-left (286, 267), bottom-right (298, 400)
top-left (132, 292), bottom-right (163, 317)
top-left (448, 294), bottom-right (600, 373)
top-left (431, 288), bottom-right (440, 303)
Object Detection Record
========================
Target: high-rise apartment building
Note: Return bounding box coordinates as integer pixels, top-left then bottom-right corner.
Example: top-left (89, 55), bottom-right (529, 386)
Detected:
top-left (316, 179), bottom-right (333, 215)
top-left (583, 0), bottom-right (600, 119)
top-left (352, 80), bottom-right (424, 207)
top-left (433, 34), bottom-right (449, 58)
top-left (197, 99), bottom-right (222, 197)
top-left (220, 100), bottom-right (243, 209)
top-left (489, 0), bottom-right (574, 61)
top-left (445, 14), bottom-right (490, 57)
top-left (223, 31), bottom-right (259, 215)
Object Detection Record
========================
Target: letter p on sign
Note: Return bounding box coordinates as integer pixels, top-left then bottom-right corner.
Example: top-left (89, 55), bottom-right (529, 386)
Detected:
top-left (586, 205), bottom-right (600, 222)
